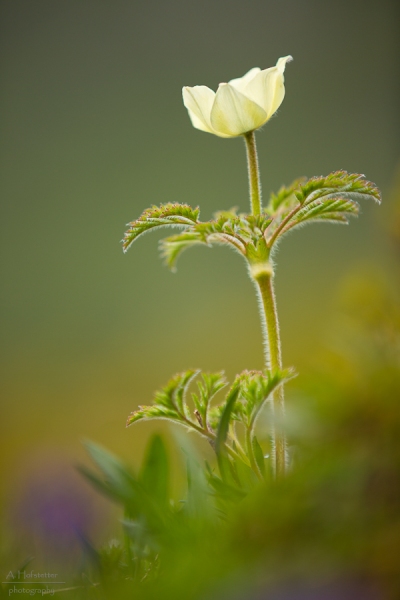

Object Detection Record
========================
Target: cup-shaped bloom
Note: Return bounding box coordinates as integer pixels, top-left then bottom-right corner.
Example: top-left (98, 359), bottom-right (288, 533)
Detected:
top-left (182, 56), bottom-right (292, 138)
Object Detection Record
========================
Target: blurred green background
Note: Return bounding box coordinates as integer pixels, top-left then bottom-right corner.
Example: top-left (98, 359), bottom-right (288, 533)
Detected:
top-left (0, 0), bottom-right (398, 571)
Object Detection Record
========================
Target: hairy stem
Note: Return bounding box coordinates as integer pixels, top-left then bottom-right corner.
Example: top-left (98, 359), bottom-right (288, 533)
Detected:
top-left (244, 131), bottom-right (262, 215)
top-left (252, 269), bottom-right (287, 478)
top-left (244, 130), bottom-right (286, 476)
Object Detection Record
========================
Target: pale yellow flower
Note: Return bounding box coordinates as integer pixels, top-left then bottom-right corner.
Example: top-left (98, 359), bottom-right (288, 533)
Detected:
top-left (182, 56), bottom-right (292, 138)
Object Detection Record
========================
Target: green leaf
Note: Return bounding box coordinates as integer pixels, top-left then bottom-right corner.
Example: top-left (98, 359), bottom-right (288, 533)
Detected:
top-left (78, 464), bottom-right (123, 503)
top-left (139, 434), bottom-right (169, 509)
top-left (161, 213), bottom-right (274, 271)
top-left (245, 236), bottom-right (270, 264)
top-left (159, 212), bottom-right (277, 271)
top-left (294, 170), bottom-right (381, 206)
top-left (126, 404), bottom-right (180, 426)
top-left (126, 369), bottom-right (200, 428)
top-left (172, 429), bottom-right (212, 519)
top-left (252, 435), bottom-right (266, 477)
top-left (83, 441), bottom-right (138, 500)
top-left (290, 197), bottom-right (359, 226)
top-left (191, 372), bottom-right (227, 430)
top-left (123, 203), bottom-right (200, 252)
top-left (266, 177), bottom-right (306, 213)
top-left (160, 220), bottom-right (247, 270)
top-left (205, 464), bottom-right (246, 503)
top-left (81, 442), bottom-right (166, 530)
top-left (267, 171), bottom-right (381, 248)
top-left (252, 369), bottom-right (295, 430)
top-left (215, 383), bottom-right (240, 482)
top-left (172, 370), bottom-right (199, 416)
top-left (160, 231), bottom-right (206, 271)
top-left (216, 383), bottom-right (240, 452)
top-left (231, 368), bottom-right (295, 432)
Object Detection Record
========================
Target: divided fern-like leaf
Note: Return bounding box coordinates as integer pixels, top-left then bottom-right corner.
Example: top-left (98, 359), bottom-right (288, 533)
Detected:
top-left (126, 370), bottom-right (227, 441)
top-left (294, 171), bottom-right (381, 205)
top-left (233, 368), bottom-right (295, 430)
top-left (160, 221), bottom-right (245, 270)
top-left (123, 203), bottom-right (200, 252)
top-left (191, 372), bottom-right (227, 430)
top-left (291, 197), bottom-right (359, 225)
top-left (160, 231), bottom-right (208, 271)
top-left (126, 369), bottom-right (199, 427)
top-left (267, 171), bottom-right (381, 247)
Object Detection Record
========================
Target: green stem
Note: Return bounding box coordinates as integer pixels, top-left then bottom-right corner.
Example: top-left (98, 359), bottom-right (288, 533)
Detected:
top-left (252, 268), bottom-right (287, 478)
top-left (244, 129), bottom-right (286, 477)
top-left (244, 131), bottom-right (262, 215)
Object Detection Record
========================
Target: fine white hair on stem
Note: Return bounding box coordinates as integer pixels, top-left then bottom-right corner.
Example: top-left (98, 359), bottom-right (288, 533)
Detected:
top-left (248, 269), bottom-right (272, 370)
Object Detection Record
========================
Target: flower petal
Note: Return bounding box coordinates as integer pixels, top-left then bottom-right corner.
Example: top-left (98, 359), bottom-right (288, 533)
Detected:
top-left (269, 55), bottom-right (293, 117)
top-left (210, 83), bottom-right (267, 137)
top-left (182, 86), bottom-right (215, 134)
top-left (185, 108), bottom-right (214, 134)
top-left (244, 55), bottom-right (292, 119)
top-left (228, 67), bottom-right (261, 94)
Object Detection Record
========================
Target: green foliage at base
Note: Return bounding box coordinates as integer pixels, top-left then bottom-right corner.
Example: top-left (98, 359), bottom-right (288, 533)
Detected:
top-left (76, 315), bottom-right (400, 599)
top-left (5, 271), bottom-right (399, 600)
top-left (70, 267), bottom-right (400, 600)
top-left (126, 367), bottom-right (294, 485)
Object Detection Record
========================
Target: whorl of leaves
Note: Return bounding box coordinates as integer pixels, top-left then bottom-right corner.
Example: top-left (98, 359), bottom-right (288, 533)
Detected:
top-left (123, 172), bottom-right (380, 269)
top-left (127, 368), bottom-right (293, 470)
top-left (122, 203), bottom-right (200, 252)
top-left (160, 212), bottom-right (273, 270)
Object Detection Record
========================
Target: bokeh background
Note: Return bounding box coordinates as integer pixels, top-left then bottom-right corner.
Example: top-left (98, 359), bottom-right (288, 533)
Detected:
top-left (1, 0), bottom-right (399, 573)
